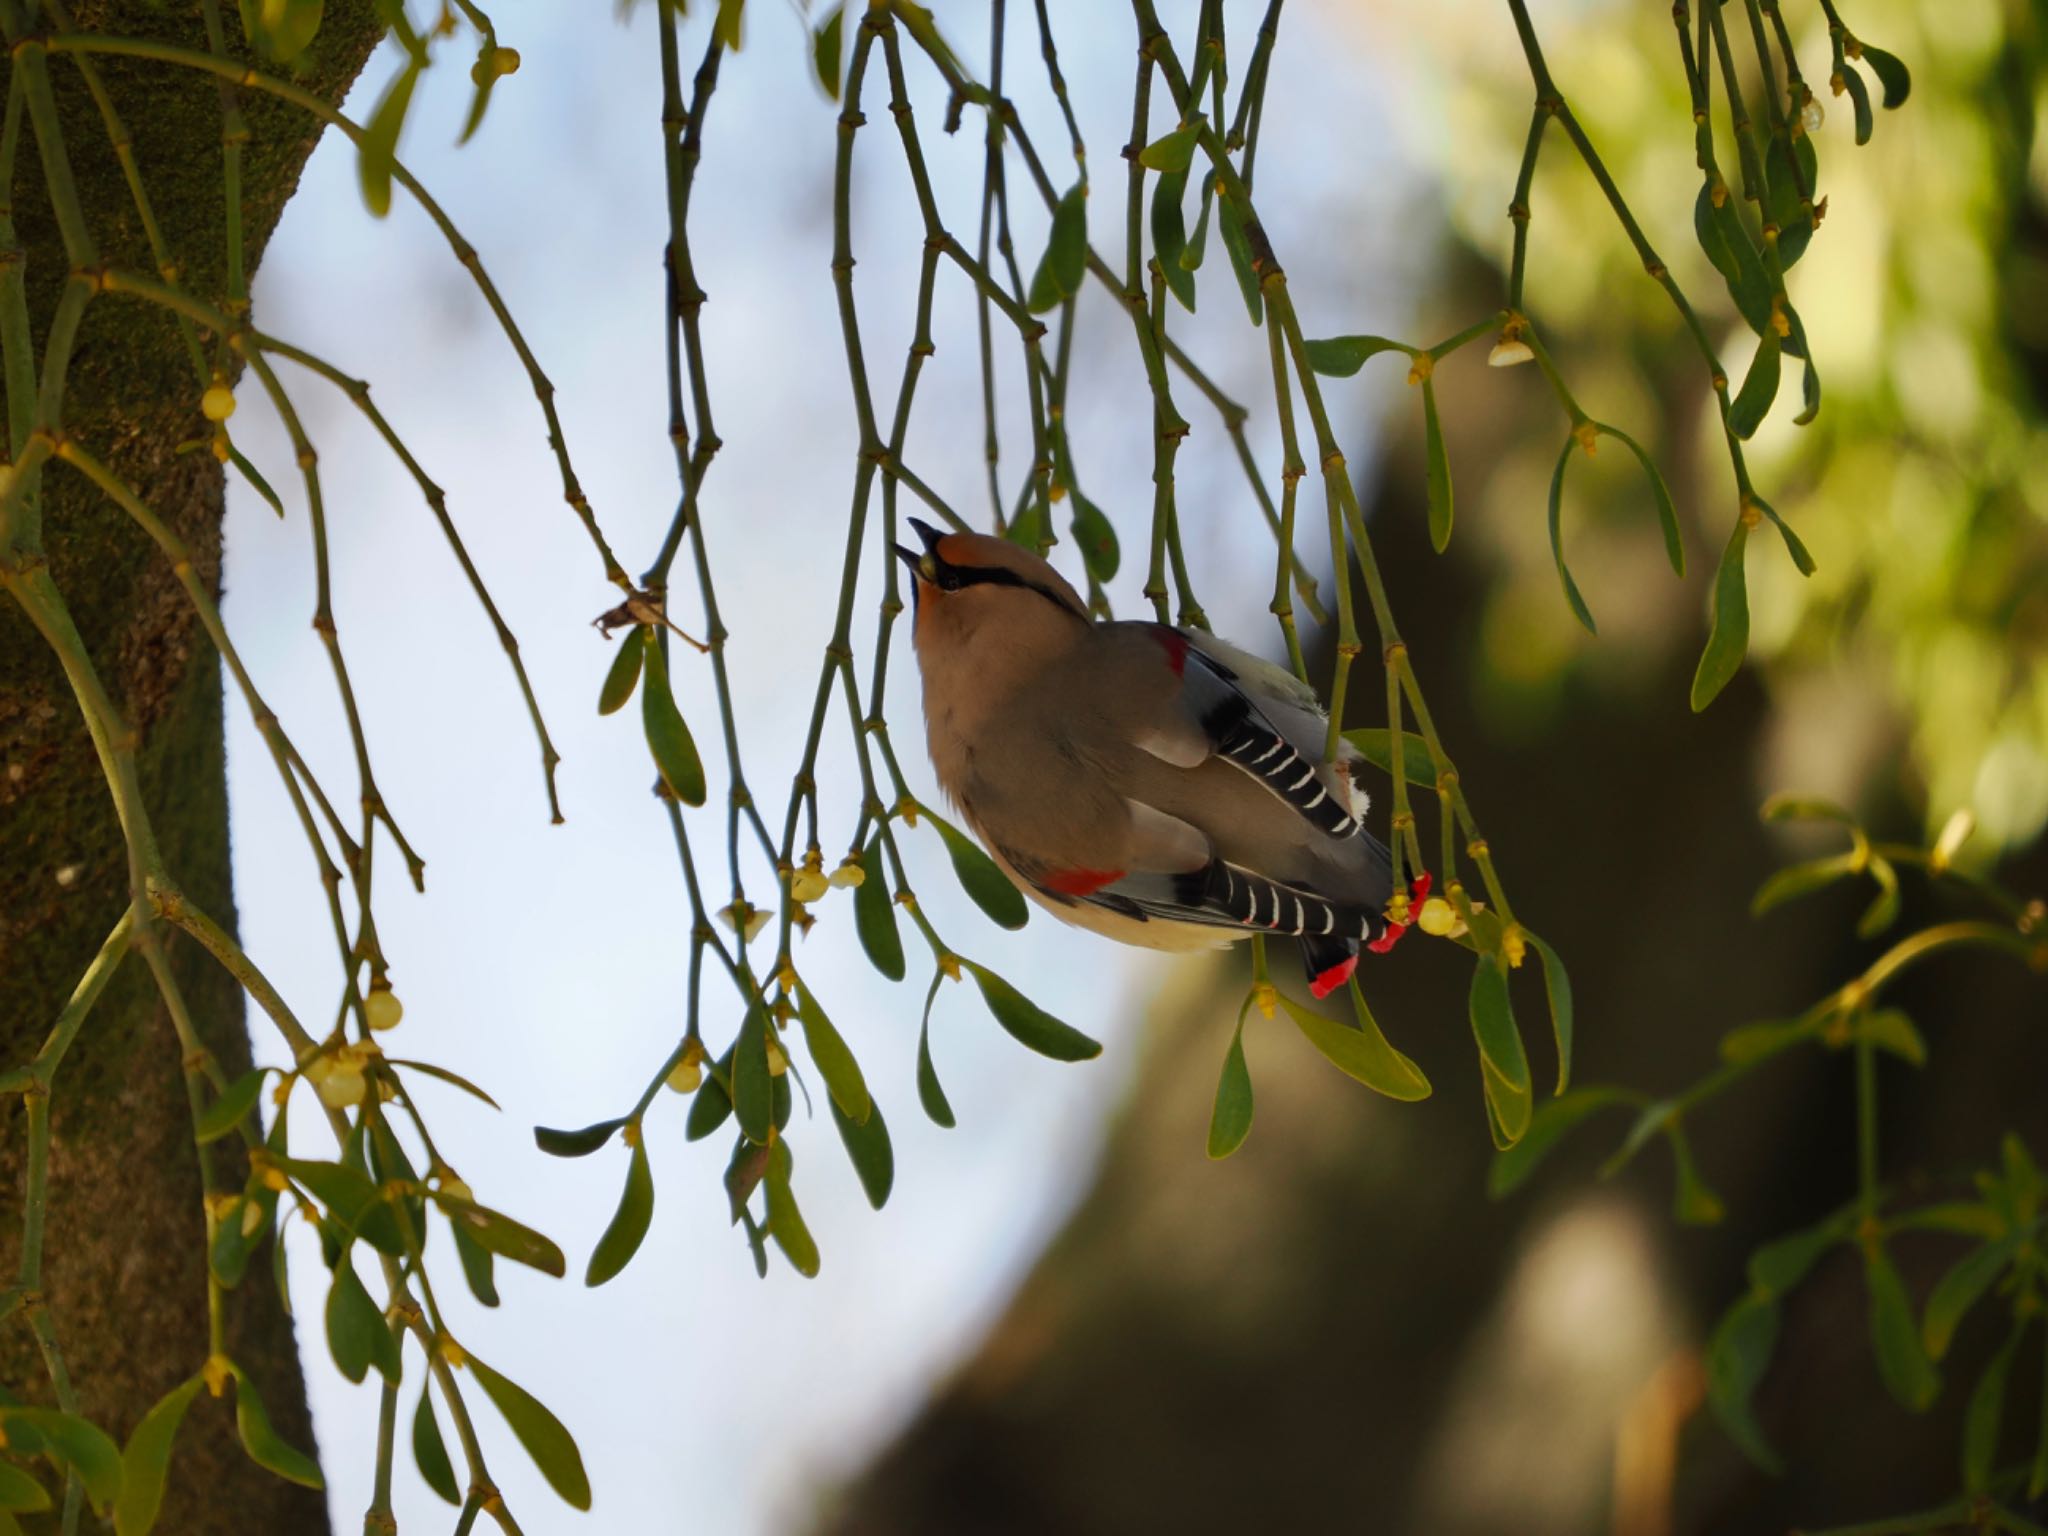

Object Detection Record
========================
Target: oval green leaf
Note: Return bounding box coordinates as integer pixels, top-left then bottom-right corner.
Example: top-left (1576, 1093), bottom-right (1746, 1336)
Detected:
top-left (1341, 727), bottom-right (1435, 788)
top-left (852, 835), bottom-right (905, 981)
top-left (412, 1385), bottom-right (460, 1505)
top-left (1206, 1013), bottom-right (1254, 1159)
top-left (114, 1376), bottom-right (203, 1535)
top-left (466, 1352), bottom-right (592, 1511)
top-left (1598, 423), bottom-right (1684, 576)
top-left (792, 982), bottom-right (869, 1123)
top-left (641, 639), bottom-right (706, 806)
top-left (597, 628), bottom-right (644, 716)
top-left (326, 1254), bottom-right (399, 1384)
top-left (1865, 1245), bottom-right (1941, 1411)
top-left (0, 1462), bottom-right (50, 1515)
top-left (357, 59), bottom-right (419, 220)
top-left (1277, 988), bottom-right (1430, 1102)
top-left (1302, 334), bottom-right (1406, 378)
top-left (1526, 932), bottom-right (1574, 1094)
top-left (1729, 328), bottom-right (1782, 439)
top-left (232, 1369), bottom-right (323, 1490)
top-left (916, 974), bottom-right (955, 1129)
top-left (1706, 1291), bottom-right (1784, 1472)
top-left (965, 962), bottom-right (1101, 1061)
top-left (1858, 43), bottom-right (1911, 108)
top-left (196, 1068), bottom-right (267, 1145)
top-left (1690, 521), bottom-right (1750, 712)
top-left (1924, 1237), bottom-right (2018, 1361)
top-left (763, 1142), bottom-right (821, 1278)
top-left (431, 1195), bottom-right (565, 1278)
top-left (1070, 493), bottom-right (1120, 583)
top-left (0, 1408), bottom-right (119, 1514)
top-left (585, 1139), bottom-right (654, 1287)
top-left (930, 813), bottom-right (1028, 930)
top-left (1215, 191), bottom-right (1262, 325)
top-left (829, 1089), bottom-right (894, 1210)
top-left (1138, 117), bottom-right (1202, 172)
top-left (731, 1005), bottom-right (772, 1145)
top-left (1469, 955), bottom-right (1531, 1144)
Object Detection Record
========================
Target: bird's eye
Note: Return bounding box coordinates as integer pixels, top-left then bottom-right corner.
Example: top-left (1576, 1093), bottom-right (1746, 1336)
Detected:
top-left (938, 566), bottom-right (963, 591)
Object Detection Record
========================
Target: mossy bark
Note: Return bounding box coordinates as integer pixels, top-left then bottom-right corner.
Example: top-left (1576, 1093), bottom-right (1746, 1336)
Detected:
top-left (0, 5), bottom-right (382, 1530)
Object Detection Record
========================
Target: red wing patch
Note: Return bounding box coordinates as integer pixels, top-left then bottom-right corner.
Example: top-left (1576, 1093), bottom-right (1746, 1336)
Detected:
top-left (1308, 954), bottom-right (1358, 999)
top-left (1042, 866), bottom-right (1125, 898)
top-left (1150, 626), bottom-right (1189, 677)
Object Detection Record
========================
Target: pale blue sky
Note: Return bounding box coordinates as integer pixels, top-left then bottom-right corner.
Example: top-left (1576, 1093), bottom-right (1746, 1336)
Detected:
top-left (220, 3), bottom-right (1420, 1529)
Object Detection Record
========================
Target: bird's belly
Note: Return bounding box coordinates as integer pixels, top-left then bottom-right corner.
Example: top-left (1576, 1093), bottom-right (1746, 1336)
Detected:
top-left (1025, 885), bottom-right (1237, 953)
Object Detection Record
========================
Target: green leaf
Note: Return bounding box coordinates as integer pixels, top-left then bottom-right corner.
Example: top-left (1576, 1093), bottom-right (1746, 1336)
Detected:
top-left (1488, 1087), bottom-right (1635, 1198)
top-left (1690, 522), bottom-right (1750, 712)
top-left (387, 1059), bottom-right (502, 1110)
top-left (1546, 437), bottom-right (1596, 634)
top-left (1729, 328), bottom-right (1782, 439)
top-left (196, 1069), bottom-right (267, 1144)
top-left (585, 1139), bottom-right (654, 1287)
top-left (278, 1157), bottom-right (402, 1256)
top-left (916, 975), bottom-right (954, 1129)
top-left (1840, 62), bottom-right (1874, 145)
top-left (1866, 1245), bottom-right (1941, 1411)
top-left (1761, 793), bottom-right (1856, 824)
top-left (1858, 43), bottom-right (1911, 108)
top-left (1861, 1007), bottom-right (1925, 1067)
top-left (1963, 1322), bottom-right (2023, 1493)
top-left (0, 1409), bottom-right (118, 1514)
top-left (114, 1376), bottom-right (202, 1535)
top-left (233, 1370), bottom-right (323, 1490)
top-left (1215, 191), bottom-right (1262, 325)
top-left (1527, 933), bottom-right (1574, 1094)
top-left (1764, 133), bottom-right (1816, 269)
top-left (829, 1090), bottom-right (894, 1209)
top-left (412, 1386), bottom-right (460, 1505)
top-left (1138, 118), bottom-right (1202, 172)
top-left (1924, 1237), bottom-right (2018, 1361)
top-left (1469, 956), bottom-right (1532, 1145)
top-left (763, 1141), bottom-right (820, 1278)
top-left (229, 448), bottom-right (285, 518)
top-left (732, 1004), bottom-right (772, 1145)
top-left (966, 962), bottom-right (1101, 1061)
top-left (714, 0), bottom-right (746, 50)
top-left (1027, 181), bottom-right (1088, 313)
top-left (1302, 334), bottom-right (1406, 378)
top-left (431, 1195), bottom-right (565, 1278)
top-left (1179, 181), bottom-right (1213, 274)
top-left (1278, 989), bottom-right (1430, 1102)
top-left (1748, 1213), bottom-right (1850, 1297)
top-left (452, 1222), bottom-right (499, 1308)
top-left (685, 1054), bottom-right (734, 1141)
top-left (1150, 170), bottom-right (1196, 312)
top-left (794, 981), bottom-right (871, 1123)
top-left (1752, 491), bottom-right (1817, 575)
top-left (533, 1116), bottom-right (629, 1158)
top-left (1858, 857), bottom-right (1901, 939)
top-left (357, 59), bottom-right (420, 219)
top-left (209, 1189), bottom-right (268, 1289)
top-left (1421, 377), bottom-right (1452, 553)
top-left (1207, 1011), bottom-right (1254, 1159)
top-left (1668, 1124), bottom-right (1725, 1224)
top-left (852, 835), bottom-right (905, 982)
top-left (1706, 1292), bottom-right (1784, 1471)
top-left (1698, 182), bottom-right (1775, 337)
top-left (1599, 424), bottom-right (1684, 576)
top-left (1600, 1100), bottom-right (1676, 1178)
top-left (456, 41), bottom-right (502, 148)
top-left (1341, 727), bottom-right (1435, 788)
top-left (928, 812), bottom-right (1028, 930)
top-left (598, 629), bottom-right (644, 716)
top-left (325, 1254), bottom-right (401, 1385)
top-left (812, 5), bottom-right (844, 101)
top-left (466, 1353), bottom-right (592, 1511)
top-left (1751, 851), bottom-right (1861, 916)
top-left (723, 1136), bottom-right (771, 1222)
top-left (0, 1464), bottom-right (49, 1515)
top-left (1890, 1201), bottom-right (2006, 1239)
top-left (640, 639), bottom-right (706, 806)
top-left (1070, 494), bottom-right (1120, 583)
top-left (1719, 1018), bottom-right (1816, 1065)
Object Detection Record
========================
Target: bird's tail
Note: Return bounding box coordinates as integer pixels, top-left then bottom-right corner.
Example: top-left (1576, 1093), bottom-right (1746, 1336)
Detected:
top-left (1298, 867), bottom-right (1431, 998)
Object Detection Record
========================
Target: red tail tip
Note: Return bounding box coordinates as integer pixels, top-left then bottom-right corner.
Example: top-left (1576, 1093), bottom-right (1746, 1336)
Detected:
top-left (1308, 954), bottom-right (1358, 999)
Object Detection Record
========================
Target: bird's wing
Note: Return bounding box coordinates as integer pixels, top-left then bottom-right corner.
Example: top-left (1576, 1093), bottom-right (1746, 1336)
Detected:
top-left (997, 798), bottom-right (1390, 943)
top-left (1118, 624), bottom-right (1367, 841)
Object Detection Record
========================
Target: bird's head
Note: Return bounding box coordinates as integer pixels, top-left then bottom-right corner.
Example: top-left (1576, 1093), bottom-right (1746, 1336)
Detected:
top-left (895, 517), bottom-right (1088, 630)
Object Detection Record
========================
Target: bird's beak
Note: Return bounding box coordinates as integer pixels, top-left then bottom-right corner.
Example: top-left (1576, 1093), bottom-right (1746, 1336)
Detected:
top-left (896, 518), bottom-right (944, 586)
top-left (892, 541), bottom-right (926, 577)
top-left (906, 516), bottom-right (943, 551)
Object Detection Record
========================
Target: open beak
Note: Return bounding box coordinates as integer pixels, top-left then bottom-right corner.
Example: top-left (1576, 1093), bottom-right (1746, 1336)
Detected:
top-left (893, 517), bottom-right (944, 582)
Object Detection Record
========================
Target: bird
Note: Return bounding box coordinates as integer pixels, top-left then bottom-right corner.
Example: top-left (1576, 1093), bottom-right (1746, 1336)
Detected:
top-left (895, 515), bottom-right (1414, 1000)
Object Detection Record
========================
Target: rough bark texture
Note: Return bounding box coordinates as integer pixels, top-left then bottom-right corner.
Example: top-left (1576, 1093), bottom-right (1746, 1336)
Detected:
top-left (814, 251), bottom-right (2048, 1535)
top-left (0, 6), bottom-right (380, 1530)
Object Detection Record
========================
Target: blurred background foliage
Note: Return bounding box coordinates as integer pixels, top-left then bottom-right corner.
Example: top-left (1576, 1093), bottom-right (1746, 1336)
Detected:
top-left (810, 2), bottom-right (2048, 1533)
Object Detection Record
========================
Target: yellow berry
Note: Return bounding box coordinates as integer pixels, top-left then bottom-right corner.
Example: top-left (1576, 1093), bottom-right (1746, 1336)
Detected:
top-left (791, 868), bottom-right (831, 904)
top-left (364, 984), bottom-right (404, 1032)
top-left (1416, 897), bottom-right (1458, 937)
top-left (201, 384), bottom-right (237, 422)
top-left (494, 46), bottom-right (521, 75)
top-left (666, 1056), bottom-right (703, 1094)
top-left (314, 1064), bottom-right (366, 1109)
top-left (1488, 337), bottom-right (1534, 368)
top-left (829, 859), bottom-right (865, 889)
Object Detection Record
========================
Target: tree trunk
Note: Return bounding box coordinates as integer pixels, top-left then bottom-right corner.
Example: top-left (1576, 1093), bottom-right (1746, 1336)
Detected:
top-left (1, 6), bottom-right (380, 1529)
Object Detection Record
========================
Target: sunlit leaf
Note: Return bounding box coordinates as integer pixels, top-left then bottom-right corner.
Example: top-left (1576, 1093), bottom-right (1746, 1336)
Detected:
top-left (763, 1141), bottom-right (820, 1278)
top-left (114, 1376), bottom-right (202, 1535)
top-left (1840, 62), bottom-right (1875, 144)
top-left (1070, 494), bottom-right (1120, 583)
top-left (1277, 988), bottom-right (1429, 1102)
top-left (233, 1369), bottom-right (323, 1490)
top-left (1858, 43), bottom-right (1911, 108)
top-left (794, 981), bottom-right (871, 1123)
top-left (1138, 118), bottom-right (1203, 172)
top-left (357, 59), bottom-right (420, 219)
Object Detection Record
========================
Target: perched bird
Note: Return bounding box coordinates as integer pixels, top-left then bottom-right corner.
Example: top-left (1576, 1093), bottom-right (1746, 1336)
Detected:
top-left (896, 517), bottom-right (1410, 999)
